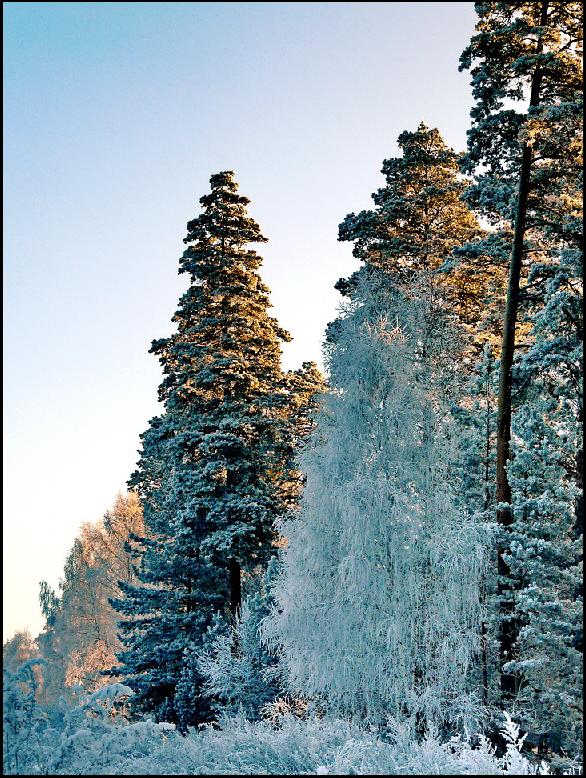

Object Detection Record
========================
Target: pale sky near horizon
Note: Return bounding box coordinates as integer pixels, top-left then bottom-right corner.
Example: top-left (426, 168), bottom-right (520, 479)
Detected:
top-left (3, 1), bottom-right (477, 640)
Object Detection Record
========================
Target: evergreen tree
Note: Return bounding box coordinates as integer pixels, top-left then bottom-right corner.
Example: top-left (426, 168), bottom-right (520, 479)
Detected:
top-left (503, 241), bottom-right (583, 755)
top-left (459, 1), bottom-right (583, 701)
top-left (264, 269), bottom-right (488, 732)
top-left (112, 172), bottom-right (319, 729)
top-left (337, 123), bottom-right (499, 346)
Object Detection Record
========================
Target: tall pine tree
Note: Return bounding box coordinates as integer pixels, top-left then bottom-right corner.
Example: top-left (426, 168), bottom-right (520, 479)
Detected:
top-left (460, 1), bottom-right (583, 707)
top-left (113, 172), bottom-right (319, 729)
top-left (337, 123), bottom-right (499, 346)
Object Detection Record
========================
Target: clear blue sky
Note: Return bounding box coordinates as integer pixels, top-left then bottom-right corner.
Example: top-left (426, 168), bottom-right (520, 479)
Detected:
top-left (3, 1), bottom-right (477, 639)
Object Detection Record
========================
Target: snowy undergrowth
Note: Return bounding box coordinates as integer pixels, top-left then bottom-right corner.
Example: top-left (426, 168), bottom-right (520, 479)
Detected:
top-left (4, 680), bottom-right (575, 776)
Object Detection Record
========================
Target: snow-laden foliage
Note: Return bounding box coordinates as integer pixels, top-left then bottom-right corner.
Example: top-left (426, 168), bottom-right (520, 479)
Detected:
top-left (111, 172), bottom-right (323, 728)
top-left (459, 3), bottom-right (583, 745)
top-left (3, 668), bottom-right (575, 776)
top-left (3, 660), bottom-right (47, 775)
top-left (36, 493), bottom-right (144, 705)
top-left (263, 271), bottom-right (491, 730)
top-left (450, 344), bottom-right (501, 708)
top-left (3, 630), bottom-right (41, 674)
top-left (505, 245), bottom-right (583, 754)
top-left (197, 559), bottom-right (283, 720)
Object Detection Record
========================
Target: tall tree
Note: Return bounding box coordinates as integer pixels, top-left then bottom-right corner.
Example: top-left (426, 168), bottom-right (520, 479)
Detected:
top-left (264, 269), bottom-right (487, 732)
top-left (460, 0), bottom-right (583, 702)
top-left (37, 493), bottom-right (144, 703)
top-left (505, 264), bottom-right (583, 754)
top-left (337, 123), bottom-right (498, 346)
top-left (335, 124), bottom-right (506, 711)
top-left (112, 172), bottom-right (319, 729)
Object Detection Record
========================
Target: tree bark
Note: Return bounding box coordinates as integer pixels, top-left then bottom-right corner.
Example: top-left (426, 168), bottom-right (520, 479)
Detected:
top-left (229, 556), bottom-right (242, 619)
top-left (495, 0), bottom-right (549, 701)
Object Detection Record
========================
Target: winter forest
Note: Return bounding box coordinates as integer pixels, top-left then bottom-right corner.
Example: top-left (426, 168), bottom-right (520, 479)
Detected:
top-left (3, 3), bottom-right (583, 775)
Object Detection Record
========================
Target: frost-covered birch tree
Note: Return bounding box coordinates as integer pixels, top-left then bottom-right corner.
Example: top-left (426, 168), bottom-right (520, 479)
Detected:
top-left (264, 270), bottom-right (489, 732)
top-left (36, 493), bottom-right (145, 704)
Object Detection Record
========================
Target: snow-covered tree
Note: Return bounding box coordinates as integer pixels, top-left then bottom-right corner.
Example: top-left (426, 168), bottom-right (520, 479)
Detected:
top-left (3, 659), bottom-right (47, 775)
top-left (459, 1), bottom-right (583, 704)
top-left (337, 123), bottom-right (499, 346)
top-left (448, 343), bottom-right (503, 715)
top-left (197, 558), bottom-right (283, 721)
top-left (112, 172), bottom-right (321, 729)
top-left (37, 493), bottom-right (144, 703)
top-left (3, 631), bottom-right (40, 674)
top-left (264, 270), bottom-right (488, 732)
top-left (503, 241), bottom-right (583, 754)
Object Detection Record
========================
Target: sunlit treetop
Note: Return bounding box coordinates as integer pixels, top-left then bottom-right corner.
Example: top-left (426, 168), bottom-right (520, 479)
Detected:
top-left (460, 2), bottom-right (583, 181)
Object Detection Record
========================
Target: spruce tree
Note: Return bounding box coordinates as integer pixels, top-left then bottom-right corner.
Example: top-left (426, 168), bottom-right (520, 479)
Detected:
top-left (460, 0), bottom-right (583, 703)
top-left (112, 172), bottom-right (318, 729)
top-left (193, 362), bottom-right (327, 722)
top-left (506, 239), bottom-right (582, 755)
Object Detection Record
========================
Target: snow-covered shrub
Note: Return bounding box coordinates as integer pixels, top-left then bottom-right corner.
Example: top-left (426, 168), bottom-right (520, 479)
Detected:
top-left (5, 683), bottom-right (579, 776)
top-left (3, 659), bottom-right (47, 775)
top-left (197, 560), bottom-right (283, 721)
top-left (3, 659), bottom-right (579, 776)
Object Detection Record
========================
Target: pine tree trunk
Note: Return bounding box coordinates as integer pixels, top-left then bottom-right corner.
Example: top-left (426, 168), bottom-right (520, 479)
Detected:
top-left (229, 556), bottom-right (242, 619)
top-left (495, 0), bottom-right (549, 701)
top-left (480, 369), bottom-right (491, 705)
top-left (573, 409), bottom-right (583, 544)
